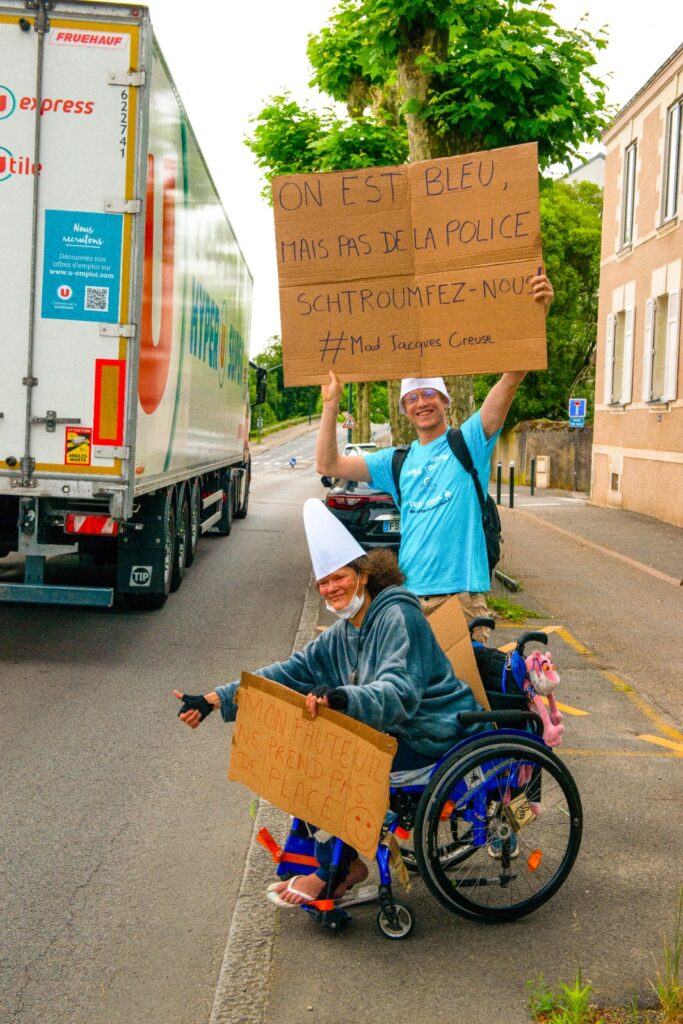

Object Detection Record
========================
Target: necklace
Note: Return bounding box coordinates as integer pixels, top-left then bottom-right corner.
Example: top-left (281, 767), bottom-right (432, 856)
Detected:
top-left (344, 621), bottom-right (362, 685)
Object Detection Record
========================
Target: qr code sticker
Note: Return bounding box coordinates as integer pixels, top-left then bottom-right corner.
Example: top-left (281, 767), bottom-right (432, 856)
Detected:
top-left (84, 286), bottom-right (109, 312)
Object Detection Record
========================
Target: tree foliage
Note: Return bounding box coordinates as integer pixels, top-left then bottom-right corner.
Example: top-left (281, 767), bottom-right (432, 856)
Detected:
top-left (246, 0), bottom-right (610, 435)
top-left (250, 339), bottom-right (319, 425)
top-left (474, 179), bottom-right (603, 424)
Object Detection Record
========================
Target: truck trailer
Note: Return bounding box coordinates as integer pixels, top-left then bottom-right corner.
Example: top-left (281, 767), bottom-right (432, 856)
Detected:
top-left (0, 0), bottom-right (260, 608)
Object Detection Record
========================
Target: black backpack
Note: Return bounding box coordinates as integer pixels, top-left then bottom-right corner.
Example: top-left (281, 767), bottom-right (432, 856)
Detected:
top-left (391, 427), bottom-right (502, 576)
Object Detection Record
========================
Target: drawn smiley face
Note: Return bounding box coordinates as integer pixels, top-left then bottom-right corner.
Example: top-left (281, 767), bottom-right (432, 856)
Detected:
top-left (344, 806), bottom-right (379, 850)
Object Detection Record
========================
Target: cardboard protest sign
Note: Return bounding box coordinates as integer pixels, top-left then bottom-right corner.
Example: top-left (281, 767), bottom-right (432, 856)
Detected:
top-left (228, 673), bottom-right (397, 858)
top-left (273, 142), bottom-right (546, 385)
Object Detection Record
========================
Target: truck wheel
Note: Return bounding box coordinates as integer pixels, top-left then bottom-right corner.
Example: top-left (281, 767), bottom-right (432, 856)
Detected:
top-left (215, 470), bottom-right (233, 536)
top-left (234, 462), bottom-right (250, 520)
top-left (185, 479), bottom-right (201, 567)
top-left (171, 495), bottom-right (189, 592)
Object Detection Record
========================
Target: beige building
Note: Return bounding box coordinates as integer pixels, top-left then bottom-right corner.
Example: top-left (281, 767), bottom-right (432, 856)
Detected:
top-left (594, 44), bottom-right (683, 527)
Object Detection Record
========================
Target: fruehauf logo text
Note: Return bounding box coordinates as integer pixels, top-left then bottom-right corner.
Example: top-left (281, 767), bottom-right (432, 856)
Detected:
top-left (0, 85), bottom-right (16, 120)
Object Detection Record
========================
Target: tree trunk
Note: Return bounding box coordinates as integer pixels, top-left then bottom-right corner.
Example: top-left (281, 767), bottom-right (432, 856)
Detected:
top-left (356, 381), bottom-right (371, 442)
top-left (445, 375), bottom-right (476, 427)
top-left (395, 20), bottom-right (476, 424)
top-left (388, 379), bottom-right (416, 445)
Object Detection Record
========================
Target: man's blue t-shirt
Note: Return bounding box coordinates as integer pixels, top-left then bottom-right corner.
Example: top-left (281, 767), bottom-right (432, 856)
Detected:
top-left (363, 411), bottom-right (500, 595)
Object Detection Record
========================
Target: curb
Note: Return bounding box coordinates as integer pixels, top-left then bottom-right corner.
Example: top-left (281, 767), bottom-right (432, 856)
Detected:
top-left (208, 575), bottom-right (321, 1024)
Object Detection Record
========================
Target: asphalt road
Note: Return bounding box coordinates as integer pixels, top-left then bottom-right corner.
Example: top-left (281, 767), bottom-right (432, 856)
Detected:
top-left (0, 444), bottom-right (320, 1024)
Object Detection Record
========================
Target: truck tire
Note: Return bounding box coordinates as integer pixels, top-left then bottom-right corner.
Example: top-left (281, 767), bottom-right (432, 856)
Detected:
top-left (171, 493), bottom-right (189, 592)
top-left (215, 470), bottom-right (233, 536)
top-left (185, 478), bottom-right (201, 567)
top-left (234, 462), bottom-right (250, 520)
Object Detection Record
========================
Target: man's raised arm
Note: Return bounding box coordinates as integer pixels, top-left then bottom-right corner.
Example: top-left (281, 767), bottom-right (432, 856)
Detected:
top-left (315, 371), bottom-right (372, 482)
top-left (480, 271), bottom-right (554, 439)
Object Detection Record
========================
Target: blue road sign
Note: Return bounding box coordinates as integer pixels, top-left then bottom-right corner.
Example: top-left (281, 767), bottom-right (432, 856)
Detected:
top-left (569, 397), bottom-right (587, 419)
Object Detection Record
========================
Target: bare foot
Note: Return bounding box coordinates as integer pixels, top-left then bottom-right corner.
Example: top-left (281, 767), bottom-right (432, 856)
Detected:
top-left (333, 858), bottom-right (369, 898)
top-left (277, 873), bottom-right (326, 906)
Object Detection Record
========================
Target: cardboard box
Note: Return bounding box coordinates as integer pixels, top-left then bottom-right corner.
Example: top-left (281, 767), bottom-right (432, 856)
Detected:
top-left (426, 596), bottom-right (490, 710)
top-left (273, 142), bottom-right (545, 385)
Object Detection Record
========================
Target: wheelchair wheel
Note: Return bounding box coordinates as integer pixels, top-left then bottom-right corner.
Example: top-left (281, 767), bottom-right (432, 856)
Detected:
top-left (414, 737), bottom-right (582, 923)
top-left (376, 900), bottom-right (415, 939)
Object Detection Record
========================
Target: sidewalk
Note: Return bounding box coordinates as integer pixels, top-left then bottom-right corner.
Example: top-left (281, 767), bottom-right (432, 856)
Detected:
top-left (497, 485), bottom-right (683, 585)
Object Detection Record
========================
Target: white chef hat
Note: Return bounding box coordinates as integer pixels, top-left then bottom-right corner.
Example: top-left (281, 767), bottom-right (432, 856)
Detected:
top-left (303, 498), bottom-right (366, 581)
top-left (399, 377), bottom-right (450, 413)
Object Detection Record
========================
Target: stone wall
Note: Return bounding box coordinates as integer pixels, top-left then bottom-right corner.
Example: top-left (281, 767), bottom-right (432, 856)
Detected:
top-left (491, 420), bottom-right (593, 491)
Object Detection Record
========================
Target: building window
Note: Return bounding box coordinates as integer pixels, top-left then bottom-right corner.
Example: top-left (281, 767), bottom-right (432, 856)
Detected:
top-left (604, 307), bottom-right (634, 404)
top-left (663, 99), bottom-right (682, 221)
top-left (621, 142), bottom-right (637, 247)
top-left (643, 291), bottom-right (680, 402)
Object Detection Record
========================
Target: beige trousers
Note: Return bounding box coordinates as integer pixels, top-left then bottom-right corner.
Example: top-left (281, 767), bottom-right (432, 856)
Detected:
top-left (419, 591), bottom-right (492, 643)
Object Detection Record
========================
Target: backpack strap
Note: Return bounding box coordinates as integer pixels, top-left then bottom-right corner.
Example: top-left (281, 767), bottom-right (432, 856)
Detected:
top-left (390, 445), bottom-right (410, 507)
top-left (446, 428), bottom-right (488, 517)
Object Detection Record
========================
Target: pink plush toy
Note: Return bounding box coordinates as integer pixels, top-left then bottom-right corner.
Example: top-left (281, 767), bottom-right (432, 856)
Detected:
top-left (524, 651), bottom-right (564, 747)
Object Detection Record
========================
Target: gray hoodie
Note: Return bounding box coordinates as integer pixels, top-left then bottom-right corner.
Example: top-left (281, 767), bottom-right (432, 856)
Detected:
top-left (216, 586), bottom-right (482, 759)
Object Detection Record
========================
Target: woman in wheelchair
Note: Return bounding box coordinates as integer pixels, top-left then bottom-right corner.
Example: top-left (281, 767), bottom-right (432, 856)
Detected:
top-left (176, 499), bottom-right (582, 935)
top-left (175, 497), bottom-right (483, 908)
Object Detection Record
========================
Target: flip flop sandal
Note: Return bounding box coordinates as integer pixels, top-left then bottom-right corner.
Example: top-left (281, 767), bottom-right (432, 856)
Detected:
top-left (265, 875), bottom-right (334, 911)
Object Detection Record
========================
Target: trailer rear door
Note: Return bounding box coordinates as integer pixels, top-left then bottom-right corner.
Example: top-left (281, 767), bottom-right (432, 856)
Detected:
top-left (0, 4), bottom-right (146, 493)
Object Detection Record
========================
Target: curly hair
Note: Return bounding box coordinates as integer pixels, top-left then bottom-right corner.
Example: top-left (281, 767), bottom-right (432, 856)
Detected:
top-left (348, 548), bottom-right (405, 599)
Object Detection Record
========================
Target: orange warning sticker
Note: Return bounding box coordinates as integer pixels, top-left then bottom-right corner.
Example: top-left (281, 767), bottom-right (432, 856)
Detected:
top-left (65, 426), bottom-right (92, 466)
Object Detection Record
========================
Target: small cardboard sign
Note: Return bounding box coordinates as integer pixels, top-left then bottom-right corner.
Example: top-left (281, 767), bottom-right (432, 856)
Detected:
top-left (64, 426), bottom-right (92, 465)
top-left (228, 673), bottom-right (397, 858)
top-left (273, 142), bottom-right (545, 385)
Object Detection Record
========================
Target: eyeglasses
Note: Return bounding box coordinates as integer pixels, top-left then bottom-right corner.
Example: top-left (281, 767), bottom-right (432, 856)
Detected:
top-left (404, 388), bottom-right (438, 406)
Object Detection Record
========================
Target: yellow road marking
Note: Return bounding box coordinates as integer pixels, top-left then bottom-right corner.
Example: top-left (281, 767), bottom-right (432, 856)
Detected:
top-left (638, 735), bottom-right (683, 755)
top-left (545, 698), bottom-right (589, 717)
top-left (602, 671), bottom-right (683, 742)
top-left (561, 748), bottom-right (682, 759)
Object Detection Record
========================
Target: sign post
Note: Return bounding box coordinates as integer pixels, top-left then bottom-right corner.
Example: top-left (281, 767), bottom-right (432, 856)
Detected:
top-left (568, 397), bottom-right (587, 492)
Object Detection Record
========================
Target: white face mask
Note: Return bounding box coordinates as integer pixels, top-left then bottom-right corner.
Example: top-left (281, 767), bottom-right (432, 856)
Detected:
top-left (325, 575), bottom-right (365, 620)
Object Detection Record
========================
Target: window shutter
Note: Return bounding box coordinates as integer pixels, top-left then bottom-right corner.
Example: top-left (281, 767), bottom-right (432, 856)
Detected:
top-left (604, 313), bottom-right (616, 404)
top-left (663, 288), bottom-right (680, 401)
top-left (642, 298), bottom-right (654, 401)
top-left (621, 306), bottom-right (635, 404)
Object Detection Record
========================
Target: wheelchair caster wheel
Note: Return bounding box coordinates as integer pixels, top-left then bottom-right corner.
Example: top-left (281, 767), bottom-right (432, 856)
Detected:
top-left (376, 900), bottom-right (414, 939)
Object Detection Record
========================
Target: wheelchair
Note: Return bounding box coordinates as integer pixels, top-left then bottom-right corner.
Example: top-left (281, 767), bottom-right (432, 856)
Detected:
top-left (259, 627), bottom-right (583, 939)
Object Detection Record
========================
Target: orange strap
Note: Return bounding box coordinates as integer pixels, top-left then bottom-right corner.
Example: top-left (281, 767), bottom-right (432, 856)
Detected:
top-left (281, 852), bottom-right (320, 867)
top-left (256, 827), bottom-right (283, 863)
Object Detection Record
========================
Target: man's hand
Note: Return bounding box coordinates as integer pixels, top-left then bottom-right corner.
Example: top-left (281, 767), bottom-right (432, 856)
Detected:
top-left (532, 271), bottom-right (554, 316)
top-left (321, 370), bottom-right (343, 407)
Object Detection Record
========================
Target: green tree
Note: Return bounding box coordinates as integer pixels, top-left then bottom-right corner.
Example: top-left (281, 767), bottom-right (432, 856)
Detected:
top-left (250, 338), bottom-right (319, 425)
top-left (474, 179), bottom-right (603, 424)
top-left (247, 0), bottom-right (609, 440)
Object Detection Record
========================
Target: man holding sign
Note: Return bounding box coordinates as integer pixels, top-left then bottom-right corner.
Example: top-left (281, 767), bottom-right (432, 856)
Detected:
top-left (315, 271), bottom-right (553, 637)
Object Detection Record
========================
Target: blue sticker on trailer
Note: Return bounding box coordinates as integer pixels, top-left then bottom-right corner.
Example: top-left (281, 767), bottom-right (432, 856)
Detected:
top-left (41, 209), bottom-right (123, 322)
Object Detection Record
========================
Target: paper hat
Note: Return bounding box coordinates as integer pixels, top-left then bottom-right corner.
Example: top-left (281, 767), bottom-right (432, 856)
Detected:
top-left (303, 498), bottom-right (366, 581)
top-left (399, 377), bottom-right (450, 413)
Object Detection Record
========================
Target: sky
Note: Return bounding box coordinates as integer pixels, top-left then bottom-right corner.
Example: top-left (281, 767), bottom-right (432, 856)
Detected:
top-left (149, 1), bottom-right (683, 357)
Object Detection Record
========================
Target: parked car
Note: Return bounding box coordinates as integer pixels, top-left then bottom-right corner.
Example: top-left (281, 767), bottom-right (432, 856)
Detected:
top-left (322, 476), bottom-right (401, 550)
top-left (342, 442), bottom-right (379, 457)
